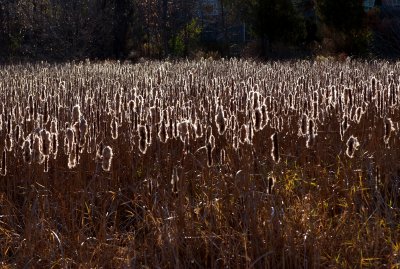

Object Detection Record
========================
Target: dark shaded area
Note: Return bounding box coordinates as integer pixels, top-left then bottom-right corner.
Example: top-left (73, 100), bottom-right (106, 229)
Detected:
top-left (0, 0), bottom-right (399, 62)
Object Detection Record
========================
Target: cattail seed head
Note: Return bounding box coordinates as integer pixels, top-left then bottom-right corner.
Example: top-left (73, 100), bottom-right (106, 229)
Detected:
top-left (268, 176), bottom-right (275, 194)
top-left (233, 135), bottom-right (239, 151)
top-left (355, 107), bottom-right (363, 123)
top-left (300, 114), bottom-right (308, 136)
top-left (68, 145), bottom-right (77, 169)
top-left (171, 167), bottom-right (179, 194)
top-left (158, 119), bottom-right (168, 143)
top-left (209, 133), bottom-right (215, 150)
top-left (271, 132), bottom-right (280, 163)
top-left (72, 105), bottom-right (81, 123)
top-left (5, 133), bottom-right (13, 152)
top-left (1, 149), bottom-right (6, 176)
top-left (384, 118), bottom-right (394, 145)
top-left (195, 119), bottom-right (203, 138)
top-left (44, 156), bottom-right (49, 173)
top-left (220, 149), bottom-right (226, 165)
top-left (346, 135), bottom-right (359, 158)
top-left (41, 129), bottom-right (52, 156)
top-left (306, 119), bottom-right (316, 148)
top-left (253, 108), bottom-right (262, 131)
top-left (240, 124), bottom-right (247, 144)
top-left (146, 124), bottom-right (152, 145)
top-left (178, 120), bottom-right (189, 141)
top-left (52, 133), bottom-right (58, 159)
top-left (247, 121), bottom-right (253, 144)
top-left (32, 134), bottom-right (44, 164)
top-left (215, 106), bottom-right (226, 135)
top-left (138, 125), bottom-right (147, 154)
top-left (206, 141), bottom-right (213, 167)
top-left (50, 119), bottom-right (58, 133)
top-left (66, 127), bottom-right (74, 155)
top-left (79, 117), bottom-right (88, 146)
top-left (22, 139), bottom-right (32, 163)
top-left (28, 95), bottom-right (34, 116)
top-left (110, 116), bottom-right (118, 140)
top-left (102, 146), bottom-right (113, 171)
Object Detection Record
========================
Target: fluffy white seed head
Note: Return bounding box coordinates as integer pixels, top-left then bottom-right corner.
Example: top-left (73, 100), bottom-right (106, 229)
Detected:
top-left (346, 135), bottom-right (359, 158)
top-left (102, 146), bottom-right (113, 171)
top-left (72, 105), bottom-right (81, 123)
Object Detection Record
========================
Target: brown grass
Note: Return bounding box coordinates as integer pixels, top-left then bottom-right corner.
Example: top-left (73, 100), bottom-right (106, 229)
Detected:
top-left (0, 59), bottom-right (399, 268)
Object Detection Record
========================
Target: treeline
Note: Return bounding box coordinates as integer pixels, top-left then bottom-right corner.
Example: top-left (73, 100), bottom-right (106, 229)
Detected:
top-left (0, 0), bottom-right (399, 62)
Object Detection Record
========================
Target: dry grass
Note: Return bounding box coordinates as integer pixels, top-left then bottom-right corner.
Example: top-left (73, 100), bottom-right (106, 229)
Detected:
top-left (0, 59), bottom-right (399, 268)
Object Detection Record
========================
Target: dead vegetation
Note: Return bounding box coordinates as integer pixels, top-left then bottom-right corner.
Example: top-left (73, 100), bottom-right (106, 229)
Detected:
top-left (0, 59), bottom-right (399, 268)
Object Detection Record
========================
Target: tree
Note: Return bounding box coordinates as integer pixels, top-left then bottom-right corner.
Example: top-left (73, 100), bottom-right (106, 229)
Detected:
top-left (225, 0), bottom-right (306, 57)
top-left (316, 0), bottom-right (364, 32)
top-left (315, 0), bottom-right (369, 54)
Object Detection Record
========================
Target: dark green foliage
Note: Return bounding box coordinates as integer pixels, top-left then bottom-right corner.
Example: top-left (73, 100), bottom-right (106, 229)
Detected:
top-left (316, 0), bottom-right (365, 32)
top-left (315, 0), bottom-right (370, 55)
top-left (252, 0), bottom-right (306, 44)
top-left (169, 19), bottom-right (202, 57)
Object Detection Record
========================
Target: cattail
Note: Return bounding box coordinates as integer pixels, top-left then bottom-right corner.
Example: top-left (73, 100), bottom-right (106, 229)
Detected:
top-left (240, 124), bottom-right (247, 144)
top-left (306, 119), bottom-right (316, 148)
top-left (253, 107), bottom-right (262, 131)
top-left (158, 119), bottom-right (168, 143)
top-left (72, 105), bottom-right (81, 123)
top-left (341, 115), bottom-right (349, 133)
top-left (96, 142), bottom-right (104, 161)
top-left (66, 127), bottom-right (74, 155)
top-left (43, 100), bottom-right (49, 124)
top-left (299, 114), bottom-right (308, 136)
top-left (253, 91), bottom-right (260, 109)
top-left (171, 166), bottom-right (179, 194)
top-left (206, 141), bottom-right (213, 167)
top-left (384, 118), bottom-right (394, 145)
top-left (22, 139), bottom-right (32, 163)
top-left (1, 149), bottom-right (6, 176)
top-left (220, 149), bottom-right (226, 165)
top-left (209, 133), bottom-right (215, 150)
top-left (346, 135), bottom-right (359, 158)
top-left (146, 124), bottom-right (152, 145)
top-left (102, 146), bottom-right (113, 171)
top-left (7, 114), bottom-right (12, 135)
top-left (215, 106), bottom-right (226, 135)
top-left (355, 107), bottom-right (363, 123)
top-left (111, 116), bottom-right (118, 139)
top-left (73, 121), bottom-right (80, 143)
top-left (233, 135), bottom-right (239, 150)
top-left (371, 77), bottom-right (376, 93)
top-left (28, 95), bottom-right (34, 119)
top-left (115, 92), bottom-right (121, 115)
top-left (41, 129), bottom-right (52, 156)
top-left (68, 145), bottom-right (77, 169)
top-left (79, 117), bottom-right (88, 146)
top-left (41, 155), bottom-right (48, 173)
top-left (173, 119), bottom-right (178, 139)
top-left (5, 133), bottom-right (13, 152)
top-left (16, 125), bottom-right (24, 147)
top-left (195, 119), bottom-right (203, 138)
top-left (32, 134), bottom-right (44, 164)
top-left (261, 104), bottom-right (268, 128)
top-left (40, 85), bottom-right (46, 101)
top-left (247, 120), bottom-right (253, 144)
top-left (268, 176), bottom-right (275, 194)
top-left (178, 120), bottom-right (189, 142)
top-left (271, 132), bottom-right (280, 163)
top-left (52, 133), bottom-right (58, 159)
top-left (138, 125), bottom-right (147, 154)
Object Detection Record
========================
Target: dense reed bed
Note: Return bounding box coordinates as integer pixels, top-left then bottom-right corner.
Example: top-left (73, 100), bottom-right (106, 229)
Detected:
top-left (0, 59), bottom-right (399, 268)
